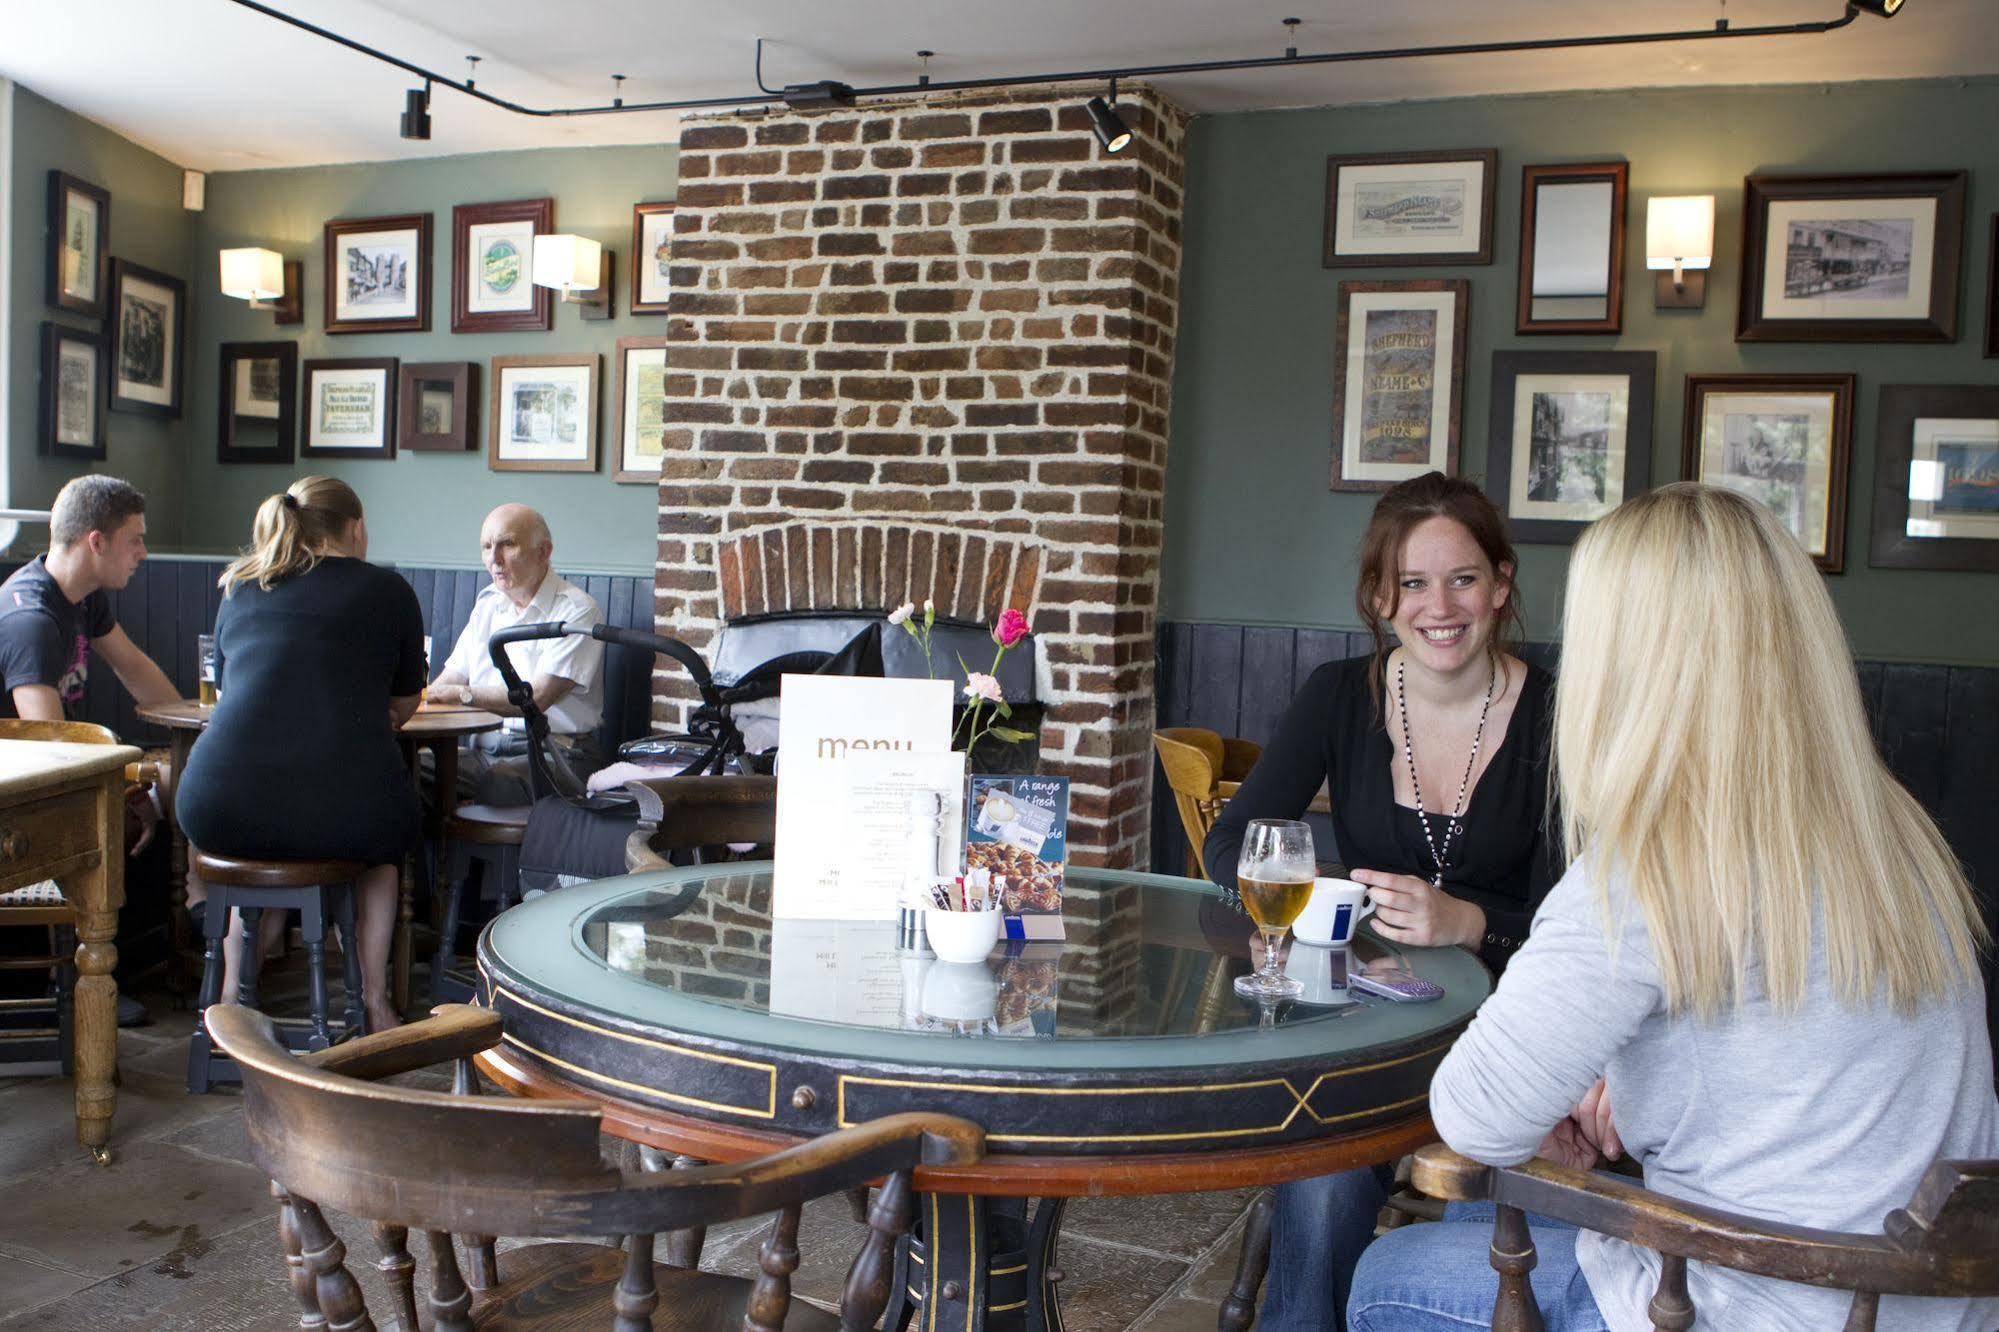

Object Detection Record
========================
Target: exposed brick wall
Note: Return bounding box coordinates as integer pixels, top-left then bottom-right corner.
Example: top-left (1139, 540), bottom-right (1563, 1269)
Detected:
top-left (655, 86), bottom-right (1187, 869)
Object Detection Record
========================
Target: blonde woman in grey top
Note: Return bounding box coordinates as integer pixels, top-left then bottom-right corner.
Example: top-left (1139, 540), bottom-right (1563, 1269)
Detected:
top-left (1347, 484), bottom-right (1996, 1332)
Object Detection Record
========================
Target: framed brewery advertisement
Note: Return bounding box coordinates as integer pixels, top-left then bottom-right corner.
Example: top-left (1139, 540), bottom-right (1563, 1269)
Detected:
top-left (1486, 351), bottom-right (1655, 544)
top-left (1683, 373), bottom-right (1854, 573)
top-left (108, 259), bottom-right (186, 418)
top-left (324, 213), bottom-right (432, 334)
top-left (1870, 384), bottom-right (1999, 573)
top-left (398, 361), bottom-right (478, 452)
top-left (40, 323), bottom-right (106, 460)
top-left (302, 358), bottom-right (398, 460)
top-left (1736, 172), bottom-right (1965, 342)
top-left (1330, 280), bottom-right (1468, 492)
top-left (1323, 150), bottom-right (1495, 267)
top-left (614, 336), bottom-right (671, 483)
top-left (47, 171), bottom-right (110, 318)
top-left (217, 341), bottom-right (297, 465)
top-left (488, 354), bottom-right (598, 473)
top-left (452, 198), bottom-right (553, 333)
top-left (630, 201), bottom-right (676, 314)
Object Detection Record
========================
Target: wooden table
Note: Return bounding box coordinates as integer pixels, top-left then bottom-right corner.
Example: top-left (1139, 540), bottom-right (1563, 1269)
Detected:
top-left (476, 862), bottom-right (1491, 1330)
top-left (0, 738), bottom-right (141, 1163)
top-left (138, 700), bottom-right (501, 1012)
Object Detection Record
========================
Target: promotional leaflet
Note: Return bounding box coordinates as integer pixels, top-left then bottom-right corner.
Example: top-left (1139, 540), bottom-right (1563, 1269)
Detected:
top-left (965, 774), bottom-right (1070, 941)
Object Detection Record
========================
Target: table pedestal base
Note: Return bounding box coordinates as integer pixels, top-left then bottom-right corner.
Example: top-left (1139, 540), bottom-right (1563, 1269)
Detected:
top-left (886, 1194), bottom-right (1067, 1332)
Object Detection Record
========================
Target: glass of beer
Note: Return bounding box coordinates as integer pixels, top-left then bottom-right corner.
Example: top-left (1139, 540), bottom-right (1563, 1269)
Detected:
top-left (1233, 818), bottom-right (1313, 1001)
top-left (196, 634), bottom-right (218, 707)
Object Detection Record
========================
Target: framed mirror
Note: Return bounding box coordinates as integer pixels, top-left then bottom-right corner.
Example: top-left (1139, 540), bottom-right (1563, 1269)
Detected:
top-left (1516, 162), bottom-right (1628, 334)
top-left (218, 340), bottom-right (297, 464)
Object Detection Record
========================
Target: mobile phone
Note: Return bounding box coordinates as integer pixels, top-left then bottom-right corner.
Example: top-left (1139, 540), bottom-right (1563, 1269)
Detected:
top-left (1351, 964), bottom-right (1444, 1003)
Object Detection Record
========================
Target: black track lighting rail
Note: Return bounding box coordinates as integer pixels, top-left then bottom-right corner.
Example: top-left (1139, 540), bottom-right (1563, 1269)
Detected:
top-left (229, 0), bottom-right (1868, 121)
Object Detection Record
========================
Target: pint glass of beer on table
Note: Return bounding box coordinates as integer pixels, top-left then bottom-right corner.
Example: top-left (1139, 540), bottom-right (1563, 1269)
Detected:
top-left (196, 634), bottom-right (218, 706)
top-left (1234, 818), bottom-right (1313, 1000)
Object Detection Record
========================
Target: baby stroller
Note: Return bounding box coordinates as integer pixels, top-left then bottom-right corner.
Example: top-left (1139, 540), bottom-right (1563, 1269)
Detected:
top-left (483, 618), bottom-right (883, 891)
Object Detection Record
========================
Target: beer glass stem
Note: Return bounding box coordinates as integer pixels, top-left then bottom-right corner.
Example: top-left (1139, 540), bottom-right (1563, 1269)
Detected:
top-left (1258, 926), bottom-right (1285, 985)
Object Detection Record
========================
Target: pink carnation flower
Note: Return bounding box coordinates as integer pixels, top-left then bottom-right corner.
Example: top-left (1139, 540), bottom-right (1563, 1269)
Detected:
top-left (992, 607), bottom-right (1030, 648)
top-left (962, 672), bottom-right (1004, 704)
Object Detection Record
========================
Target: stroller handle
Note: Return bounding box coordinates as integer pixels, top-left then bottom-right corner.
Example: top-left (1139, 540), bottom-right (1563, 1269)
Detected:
top-left (486, 620), bottom-right (717, 701)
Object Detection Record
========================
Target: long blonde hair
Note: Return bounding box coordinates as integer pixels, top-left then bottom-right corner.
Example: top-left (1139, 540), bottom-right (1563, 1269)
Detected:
top-left (218, 476), bottom-right (364, 593)
top-left (1554, 484), bottom-right (1984, 1018)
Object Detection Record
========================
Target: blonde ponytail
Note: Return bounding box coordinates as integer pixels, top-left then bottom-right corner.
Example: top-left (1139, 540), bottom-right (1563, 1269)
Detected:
top-left (219, 476), bottom-right (364, 593)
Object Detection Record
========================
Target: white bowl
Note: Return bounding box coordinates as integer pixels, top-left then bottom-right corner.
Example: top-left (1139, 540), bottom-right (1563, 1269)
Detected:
top-left (924, 906), bottom-right (1003, 964)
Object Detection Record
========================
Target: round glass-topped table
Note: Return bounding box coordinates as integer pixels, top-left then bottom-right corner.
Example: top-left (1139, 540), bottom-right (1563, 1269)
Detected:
top-left (475, 862), bottom-right (1490, 1330)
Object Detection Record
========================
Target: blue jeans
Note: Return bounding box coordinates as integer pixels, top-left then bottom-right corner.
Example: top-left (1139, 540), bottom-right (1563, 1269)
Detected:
top-left (1258, 1166), bottom-right (1391, 1331)
top-left (1348, 1202), bottom-right (1610, 1331)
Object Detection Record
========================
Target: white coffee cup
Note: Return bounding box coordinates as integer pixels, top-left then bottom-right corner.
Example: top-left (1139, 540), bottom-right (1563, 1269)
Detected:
top-left (1292, 877), bottom-right (1375, 947)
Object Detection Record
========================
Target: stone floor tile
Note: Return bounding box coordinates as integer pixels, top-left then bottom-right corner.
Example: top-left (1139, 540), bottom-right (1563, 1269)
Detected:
top-left (1064, 1188), bottom-right (1258, 1260)
top-left (1178, 1212), bottom-right (1257, 1307)
top-left (0, 1253), bottom-right (98, 1323)
top-left (1043, 1234), bottom-right (1189, 1330)
top-left (0, 1070), bottom-right (240, 1188)
top-left (0, 1140), bottom-right (271, 1278)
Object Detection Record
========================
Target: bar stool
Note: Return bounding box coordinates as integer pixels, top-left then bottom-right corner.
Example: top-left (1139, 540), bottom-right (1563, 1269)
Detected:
top-left (186, 850), bottom-right (366, 1093)
top-left (430, 804), bottom-right (528, 1003)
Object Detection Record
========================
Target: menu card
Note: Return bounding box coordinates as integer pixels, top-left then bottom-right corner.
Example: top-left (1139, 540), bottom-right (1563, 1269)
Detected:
top-left (965, 775), bottom-right (1070, 941)
top-left (772, 675), bottom-right (954, 920)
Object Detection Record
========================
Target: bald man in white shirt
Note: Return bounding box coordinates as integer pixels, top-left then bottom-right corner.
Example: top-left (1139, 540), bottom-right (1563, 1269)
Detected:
top-left (429, 504), bottom-right (606, 803)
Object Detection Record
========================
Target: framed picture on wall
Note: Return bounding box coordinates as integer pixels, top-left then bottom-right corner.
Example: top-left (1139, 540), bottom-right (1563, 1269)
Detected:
top-left (1322, 150), bottom-right (1496, 267)
top-left (398, 361), bottom-right (479, 451)
top-left (631, 201), bottom-right (676, 314)
top-left (1330, 279), bottom-right (1468, 492)
top-left (324, 213), bottom-right (432, 334)
top-left (488, 354), bottom-right (598, 472)
top-left (1869, 384), bottom-right (1999, 573)
top-left (108, 258), bottom-right (186, 418)
top-left (40, 322), bottom-right (106, 460)
top-left (218, 341), bottom-right (297, 464)
top-left (1683, 373), bottom-right (1855, 573)
top-left (1985, 214), bottom-right (1998, 359)
top-left (1486, 350), bottom-right (1655, 544)
top-left (1736, 172), bottom-right (1965, 343)
top-left (614, 336), bottom-right (671, 483)
top-left (46, 171), bottom-right (110, 318)
top-left (302, 358), bottom-right (398, 459)
top-left (452, 198), bottom-right (553, 333)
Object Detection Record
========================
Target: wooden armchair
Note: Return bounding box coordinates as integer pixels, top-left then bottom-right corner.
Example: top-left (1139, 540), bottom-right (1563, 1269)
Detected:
top-left (1151, 728), bottom-right (1262, 879)
top-left (1411, 1142), bottom-right (1999, 1331)
top-left (207, 1002), bottom-right (985, 1330)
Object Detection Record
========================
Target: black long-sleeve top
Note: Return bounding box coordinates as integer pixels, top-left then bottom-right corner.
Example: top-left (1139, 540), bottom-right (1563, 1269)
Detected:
top-left (1203, 654), bottom-right (1561, 975)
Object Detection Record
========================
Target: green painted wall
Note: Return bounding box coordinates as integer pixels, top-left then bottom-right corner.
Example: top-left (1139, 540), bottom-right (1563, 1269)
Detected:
top-left (184, 144), bottom-right (678, 574)
top-left (1163, 77), bottom-right (1999, 666)
top-left (7, 85), bottom-right (192, 539)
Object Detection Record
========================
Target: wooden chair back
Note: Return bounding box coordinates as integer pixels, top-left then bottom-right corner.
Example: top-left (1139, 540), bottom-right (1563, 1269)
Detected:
top-left (623, 775), bottom-right (777, 873)
top-left (0, 719), bottom-right (119, 746)
top-left (1153, 729), bottom-right (1227, 878)
top-left (1412, 1143), bottom-right (1999, 1331)
top-left (208, 1003), bottom-right (983, 1329)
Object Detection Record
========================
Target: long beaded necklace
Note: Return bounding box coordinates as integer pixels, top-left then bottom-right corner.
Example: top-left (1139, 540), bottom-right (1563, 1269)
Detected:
top-left (1395, 654), bottom-right (1497, 889)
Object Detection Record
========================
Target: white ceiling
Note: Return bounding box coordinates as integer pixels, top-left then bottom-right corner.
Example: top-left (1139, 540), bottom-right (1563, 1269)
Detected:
top-left (4, 0), bottom-right (1996, 172)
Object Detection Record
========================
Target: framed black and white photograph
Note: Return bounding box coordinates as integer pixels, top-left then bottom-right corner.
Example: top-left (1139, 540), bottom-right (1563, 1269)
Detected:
top-left (452, 198), bottom-right (553, 333)
top-left (1486, 351), bottom-right (1655, 543)
top-left (1683, 373), bottom-right (1854, 573)
top-left (614, 336), bottom-right (670, 483)
top-left (324, 213), bottom-right (432, 334)
top-left (40, 322), bottom-right (106, 460)
top-left (1330, 280), bottom-right (1468, 492)
top-left (46, 171), bottom-right (110, 318)
top-left (1323, 150), bottom-right (1496, 268)
top-left (218, 342), bottom-right (297, 464)
top-left (630, 202), bottom-right (676, 314)
top-left (1737, 172), bottom-right (1965, 343)
top-left (302, 358), bottom-right (398, 459)
top-left (488, 354), bottom-right (598, 473)
top-left (398, 361), bottom-right (478, 452)
top-left (107, 258), bottom-right (185, 418)
top-left (1870, 384), bottom-right (1999, 573)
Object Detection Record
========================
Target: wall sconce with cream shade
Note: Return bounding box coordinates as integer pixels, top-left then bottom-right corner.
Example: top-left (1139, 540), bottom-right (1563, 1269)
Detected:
top-left (1646, 195), bottom-right (1715, 309)
top-left (219, 246), bottom-right (301, 324)
top-left (532, 233), bottom-right (614, 320)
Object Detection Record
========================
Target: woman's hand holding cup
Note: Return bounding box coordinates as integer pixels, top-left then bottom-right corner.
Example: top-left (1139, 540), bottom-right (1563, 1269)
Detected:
top-left (1349, 870), bottom-right (1485, 948)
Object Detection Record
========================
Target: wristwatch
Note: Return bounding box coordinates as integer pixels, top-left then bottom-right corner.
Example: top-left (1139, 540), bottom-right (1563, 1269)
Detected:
top-left (456, 686), bottom-right (474, 706)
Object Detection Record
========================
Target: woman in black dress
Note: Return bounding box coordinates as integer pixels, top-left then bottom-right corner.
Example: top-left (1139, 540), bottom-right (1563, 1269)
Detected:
top-left (178, 476), bottom-right (424, 1033)
top-left (1205, 472), bottom-right (1560, 1331)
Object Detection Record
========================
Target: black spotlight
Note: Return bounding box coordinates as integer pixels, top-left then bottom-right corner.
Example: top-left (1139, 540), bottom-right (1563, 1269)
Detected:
top-left (1847, 0), bottom-right (1904, 14)
top-left (400, 85), bottom-right (432, 140)
top-left (1086, 95), bottom-right (1132, 154)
